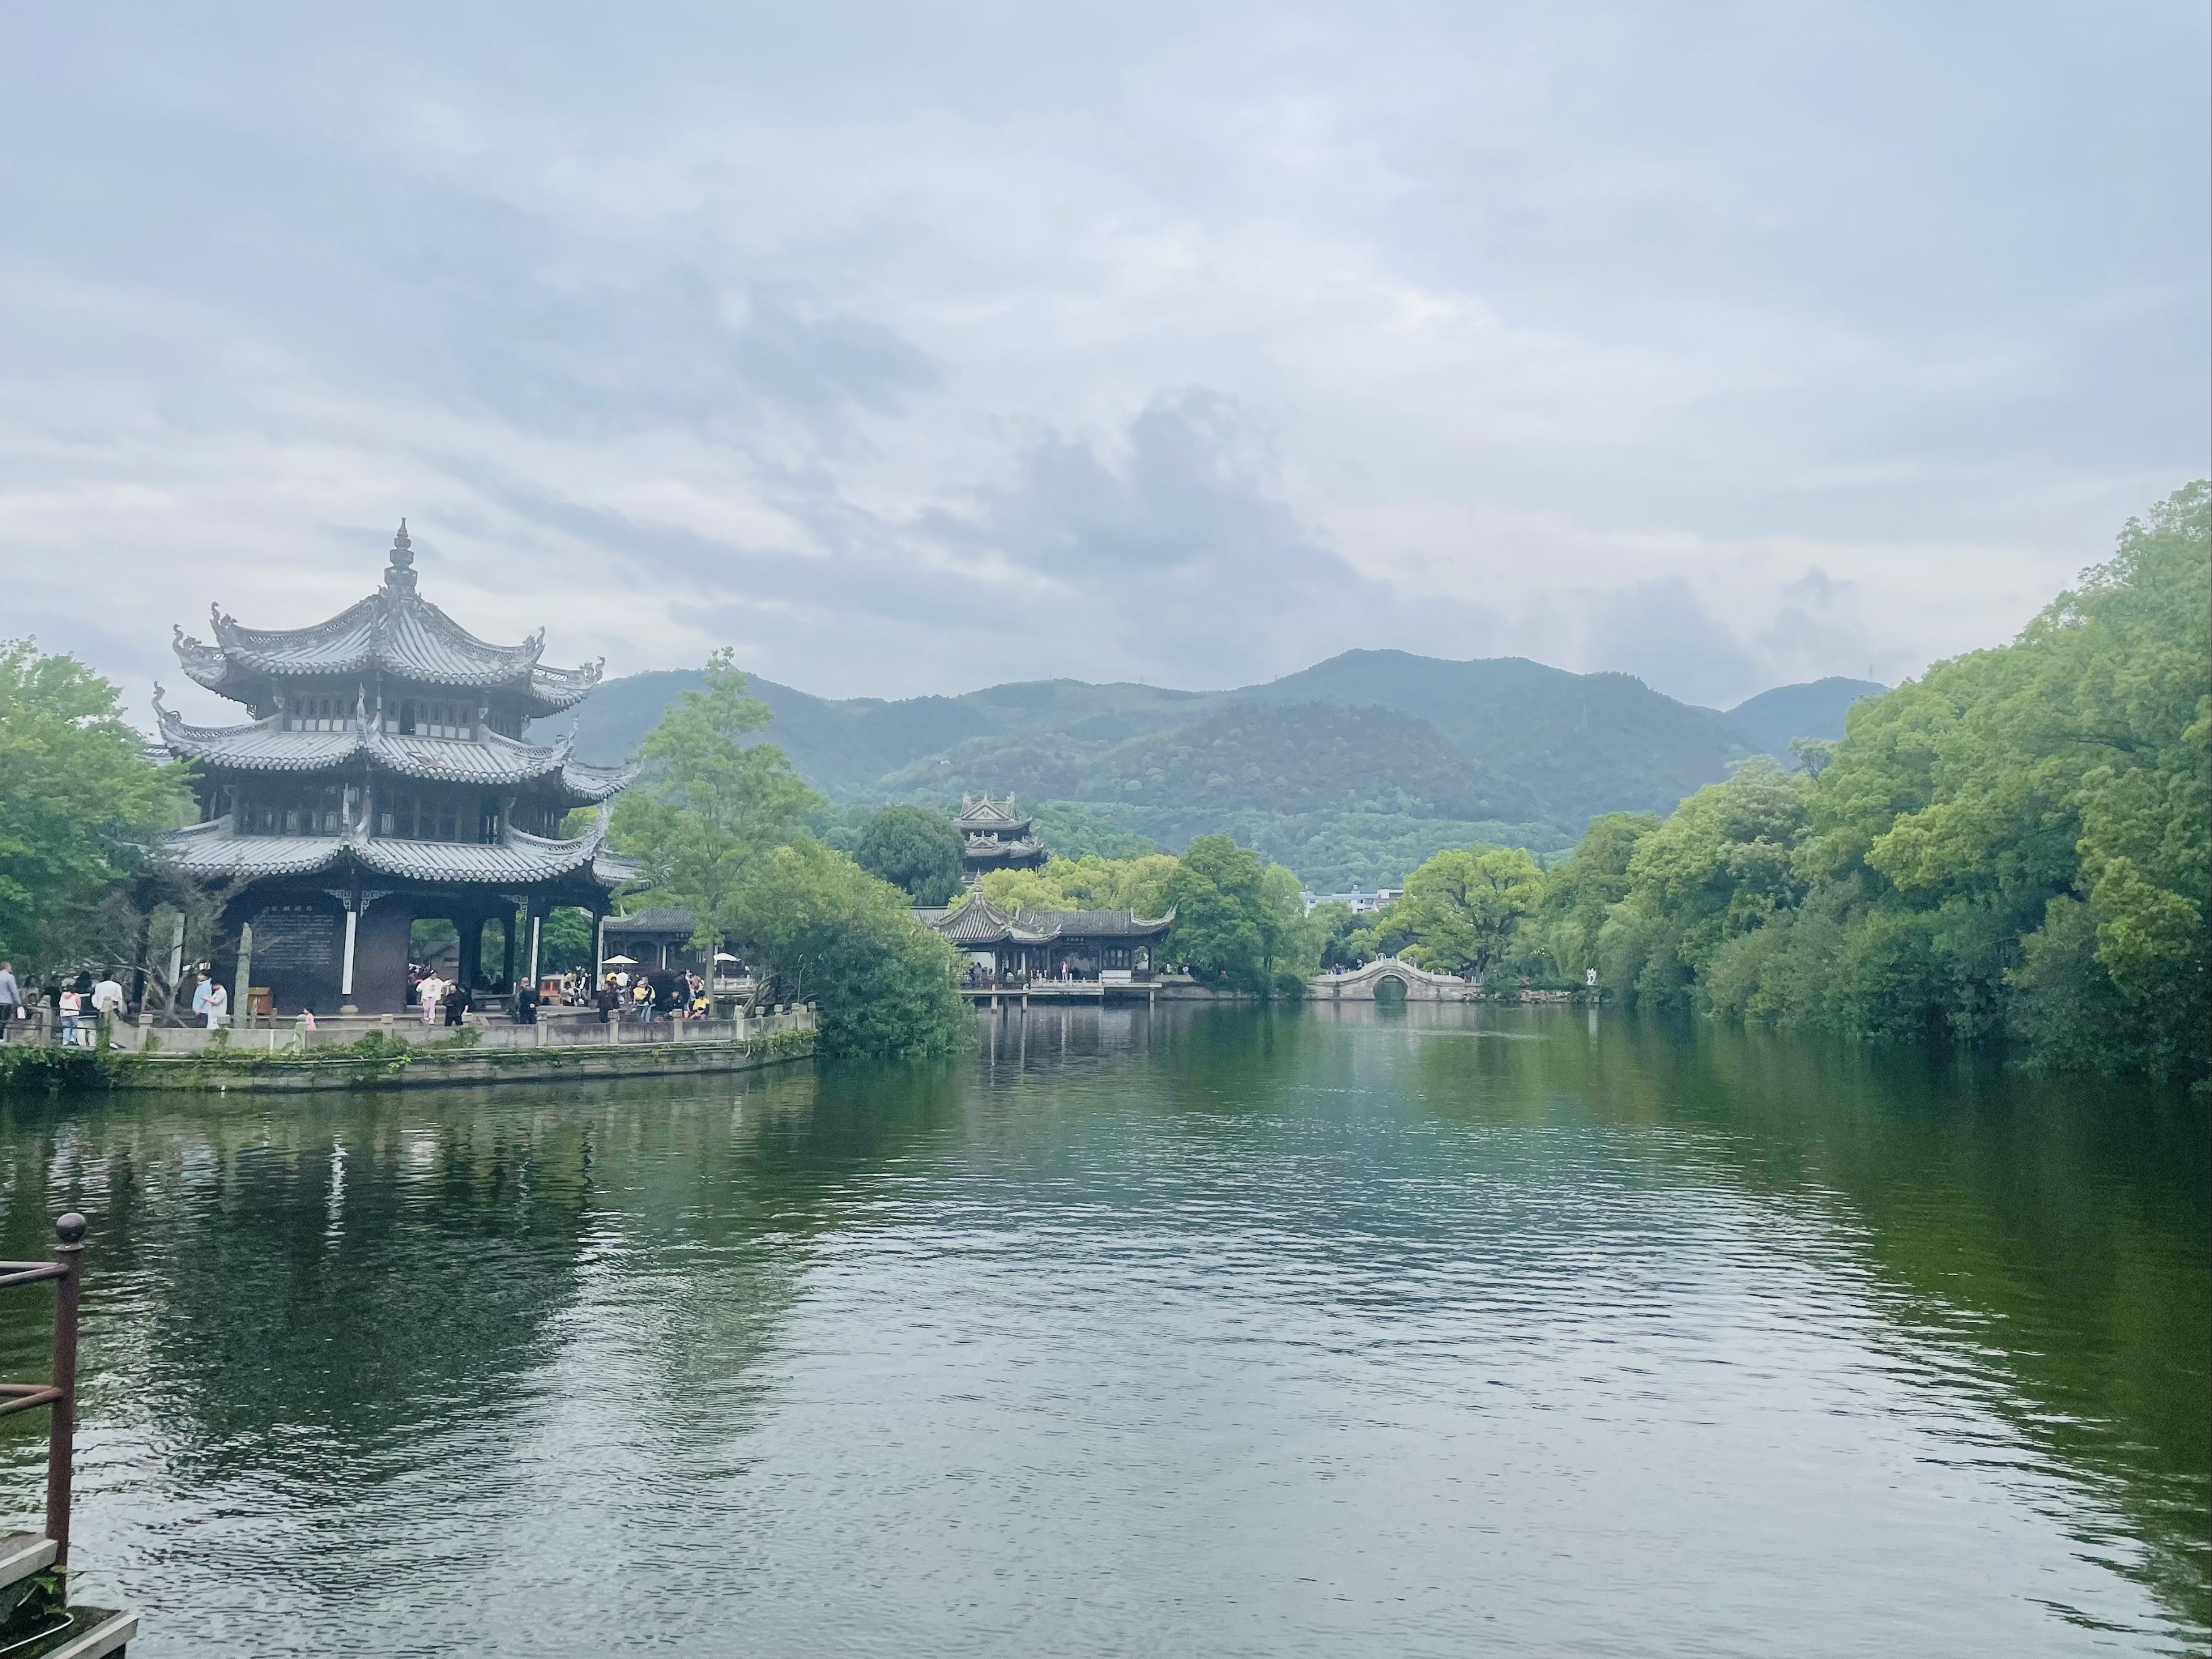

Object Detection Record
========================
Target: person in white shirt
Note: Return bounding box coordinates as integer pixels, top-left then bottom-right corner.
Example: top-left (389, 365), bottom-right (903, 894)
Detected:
top-left (58, 987), bottom-right (83, 1046)
top-left (91, 974), bottom-right (126, 1028)
top-left (202, 982), bottom-right (229, 1029)
top-left (419, 974), bottom-right (444, 1025)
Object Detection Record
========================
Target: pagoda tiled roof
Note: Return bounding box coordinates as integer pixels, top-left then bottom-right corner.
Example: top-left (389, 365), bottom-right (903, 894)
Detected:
top-left (923, 897), bottom-right (1172, 945)
top-left (603, 907), bottom-right (698, 936)
top-left (932, 894), bottom-right (1024, 945)
top-left (153, 697), bottom-right (637, 804)
top-left (1012, 908), bottom-right (1174, 940)
top-left (173, 522), bottom-right (604, 714)
top-left (164, 812), bottom-right (638, 889)
top-left (955, 792), bottom-right (1030, 832)
top-left (965, 833), bottom-right (1045, 859)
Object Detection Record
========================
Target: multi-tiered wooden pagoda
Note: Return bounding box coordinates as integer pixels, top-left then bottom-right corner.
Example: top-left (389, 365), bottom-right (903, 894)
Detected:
top-left (955, 794), bottom-right (1048, 881)
top-left (158, 523), bottom-right (637, 1014)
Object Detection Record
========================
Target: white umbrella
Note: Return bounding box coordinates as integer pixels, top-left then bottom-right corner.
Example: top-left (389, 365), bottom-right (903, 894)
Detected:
top-left (713, 952), bottom-right (741, 962)
top-left (603, 953), bottom-right (639, 965)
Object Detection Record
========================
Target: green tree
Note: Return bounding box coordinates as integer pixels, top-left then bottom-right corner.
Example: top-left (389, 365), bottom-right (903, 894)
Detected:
top-left (971, 851), bottom-right (1180, 916)
top-left (611, 649), bottom-right (824, 931)
top-left (722, 839), bottom-right (971, 1057)
top-left (1311, 901), bottom-right (1363, 970)
top-left (1164, 835), bottom-right (1308, 994)
top-left (538, 907), bottom-right (596, 974)
top-left (1598, 761), bottom-right (1812, 1010)
top-left (855, 806), bottom-right (965, 905)
top-left (1562, 482), bottom-right (2209, 1080)
top-left (1396, 845), bottom-right (1545, 979)
top-left (0, 641), bottom-right (188, 970)
top-left (614, 651), bottom-right (968, 1057)
top-left (1788, 736), bottom-right (1836, 778)
top-left (1534, 812), bottom-right (1660, 977)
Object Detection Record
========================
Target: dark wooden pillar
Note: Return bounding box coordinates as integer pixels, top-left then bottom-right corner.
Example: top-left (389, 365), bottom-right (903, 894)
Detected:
top-left (458, 911), bottom-right (483, 991)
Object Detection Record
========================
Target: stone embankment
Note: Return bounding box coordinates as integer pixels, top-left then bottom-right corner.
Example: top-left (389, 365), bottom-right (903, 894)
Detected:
top-left (5, 1008), bottom-right (817, 1094)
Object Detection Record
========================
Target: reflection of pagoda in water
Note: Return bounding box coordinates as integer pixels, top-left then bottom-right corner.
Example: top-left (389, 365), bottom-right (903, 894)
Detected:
top-left (159, 523), bottom-right (637, 1013)
top-left (954, 794), bottom-right (1048, 882)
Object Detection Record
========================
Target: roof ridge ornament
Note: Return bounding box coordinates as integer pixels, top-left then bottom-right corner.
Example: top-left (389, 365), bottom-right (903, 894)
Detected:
top-left (384, 518), bottom-right (418, 595)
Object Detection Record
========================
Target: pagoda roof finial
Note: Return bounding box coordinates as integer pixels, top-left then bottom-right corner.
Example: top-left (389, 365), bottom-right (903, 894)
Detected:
top-left (385, 518), bottom-right (418, 592)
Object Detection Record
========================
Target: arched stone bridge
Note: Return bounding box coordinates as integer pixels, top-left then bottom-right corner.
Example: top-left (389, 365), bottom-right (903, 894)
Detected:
top-left (1307, 957), bottom-right (1475, 1001)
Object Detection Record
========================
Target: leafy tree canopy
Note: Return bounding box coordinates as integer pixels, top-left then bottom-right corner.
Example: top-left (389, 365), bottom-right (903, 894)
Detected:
top-left (611, 649), bottom-right (824, 936)
top-left (612, 650), bottom-right (965, 1057)
top-left (1164, 835), bottom-right (1316, 996)
top-left (722, 839), bottom-right (972, 1058)
top-left (1575, 484), bottom-right (2209, 1080)
top-left (0, 640), bottom-right (188, 970)
top-left (855, 805), bottom-right (965, 906)
top-left (1397, 845), bottom-right (1545, 978)
top-left (969, 852), bottom-right (1180, 918)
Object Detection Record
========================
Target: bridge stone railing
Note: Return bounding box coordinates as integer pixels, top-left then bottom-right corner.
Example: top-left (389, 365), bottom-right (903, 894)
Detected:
top-left (1306, 957), bottom-right (1477, 1002)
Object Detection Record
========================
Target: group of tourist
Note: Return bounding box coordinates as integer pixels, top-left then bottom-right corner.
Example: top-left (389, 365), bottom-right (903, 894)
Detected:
top-left (581, 967), bottom-right (713, 1024)
top-left (0, 960), bottom-right (134, 1045)
top-left (0, 957), bottom-right (727, 1046)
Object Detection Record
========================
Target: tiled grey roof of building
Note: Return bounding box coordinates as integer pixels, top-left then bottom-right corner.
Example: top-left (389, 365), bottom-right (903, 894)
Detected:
top-left (164, 812), bottom-right (637, 889)
top-left (604, 907), bottom-right (698, 936)
top-left (955, 793), bottom-right (1030, 831)
top-left (924, 897), bottom-right (1172, 945)
top-left (154, 699), bottom-right (637, 803)
top-left (965, 833), bottom-right (1045, 858)
top-left (173, 523), bottom-right (603, 714)
top-left (931, 895), bottom-right (1023, 944)
top-left (1012, 908), bottom-right (1173, 939)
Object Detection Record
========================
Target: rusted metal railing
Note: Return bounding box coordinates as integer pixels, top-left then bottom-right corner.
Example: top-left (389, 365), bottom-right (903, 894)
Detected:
top-left (0, 1215), bottom-right (85, 1567)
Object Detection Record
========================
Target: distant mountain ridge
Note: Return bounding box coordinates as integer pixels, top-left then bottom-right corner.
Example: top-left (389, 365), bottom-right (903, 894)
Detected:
top-left (567, 653), bottom-right (1883, 888)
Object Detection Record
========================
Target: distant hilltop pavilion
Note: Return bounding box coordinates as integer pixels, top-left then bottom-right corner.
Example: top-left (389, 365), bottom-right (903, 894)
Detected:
top-left (955, 793), bottom-right (1048, 881)
top-left (157, 522), bottom-right (639, 1014)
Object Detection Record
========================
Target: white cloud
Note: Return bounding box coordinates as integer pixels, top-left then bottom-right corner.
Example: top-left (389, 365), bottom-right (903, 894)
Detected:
top-left (0, 0), bottom-right (2203, 723)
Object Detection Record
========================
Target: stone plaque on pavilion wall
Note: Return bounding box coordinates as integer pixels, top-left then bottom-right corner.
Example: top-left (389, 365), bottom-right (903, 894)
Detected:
top-left (249, 909), bottom-right (340, 974)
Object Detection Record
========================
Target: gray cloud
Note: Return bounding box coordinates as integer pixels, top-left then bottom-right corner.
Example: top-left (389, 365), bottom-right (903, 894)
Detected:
top-left (1584, 580), bottom-right (1761, 710)
top-left (0, 1), bottom-right (2203, 720)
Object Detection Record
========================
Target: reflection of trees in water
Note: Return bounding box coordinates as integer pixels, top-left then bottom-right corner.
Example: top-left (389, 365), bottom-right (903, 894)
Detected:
top-left (986, 1000), bottom-right (2206, 1641)
top-left (0, 1091), bottom-right (603, 1499)
top-left (1375, 1005), bottom-right (2210, 1641)
top-left (573, 1060), bottom-right (970, 1437)
top-left (0, 1016), bottom-right (2196, 1641)
top-left (0, 1067), bottom-right (970, 1508)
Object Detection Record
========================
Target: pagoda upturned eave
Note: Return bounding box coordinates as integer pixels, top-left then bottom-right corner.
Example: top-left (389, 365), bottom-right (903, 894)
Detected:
top-left (154, 699), bottom-right (637, 804)
top-left (925, 895), bottom-right (1174, 947)
top-left (954, 792), bottom-right (1032, 834)
top-left (173, 527), bottom-right (604, 714)
top-left (164, 812), bottom-right (640, 889)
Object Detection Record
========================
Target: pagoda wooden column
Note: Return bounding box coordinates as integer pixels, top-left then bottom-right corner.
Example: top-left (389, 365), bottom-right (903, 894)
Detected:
top-left (458, 913), bottom-right (483, 991)
top-left (501, 912), bottom-right (517, 990)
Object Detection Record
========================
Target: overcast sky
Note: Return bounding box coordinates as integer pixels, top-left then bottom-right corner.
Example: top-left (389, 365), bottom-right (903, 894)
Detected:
top-left (3, 2), bottom-right (2206, 720)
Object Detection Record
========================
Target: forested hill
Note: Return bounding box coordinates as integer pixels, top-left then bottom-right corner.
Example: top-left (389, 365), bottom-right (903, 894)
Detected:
top-left (568, 652), bottom-right (1881, 888)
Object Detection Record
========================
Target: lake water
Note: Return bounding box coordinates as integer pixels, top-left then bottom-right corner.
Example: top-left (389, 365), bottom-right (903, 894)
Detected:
top-left (0, 1004), bottom-right (2202, 1657)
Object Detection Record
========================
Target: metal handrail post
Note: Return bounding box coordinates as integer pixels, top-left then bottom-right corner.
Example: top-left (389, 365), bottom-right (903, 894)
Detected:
top-left (45, 1213), bottom-right (84, 1567)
